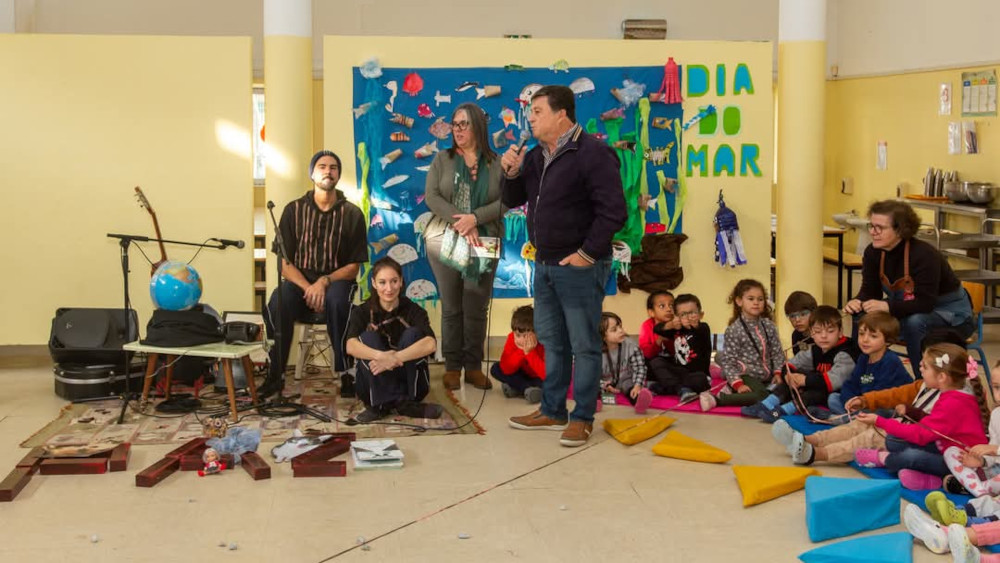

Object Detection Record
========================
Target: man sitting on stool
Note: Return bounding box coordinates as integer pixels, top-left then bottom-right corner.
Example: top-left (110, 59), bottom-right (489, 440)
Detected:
top-left (262, 150), bottom-right (368, 398)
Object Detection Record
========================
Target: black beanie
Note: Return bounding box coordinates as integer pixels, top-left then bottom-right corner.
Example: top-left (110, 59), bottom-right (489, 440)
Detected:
top-left (309, 150), bottom-right (342, 175)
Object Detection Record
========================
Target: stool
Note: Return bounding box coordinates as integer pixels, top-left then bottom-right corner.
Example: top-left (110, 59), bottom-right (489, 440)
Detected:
top-left (294, 311), bottom-right (332, 380)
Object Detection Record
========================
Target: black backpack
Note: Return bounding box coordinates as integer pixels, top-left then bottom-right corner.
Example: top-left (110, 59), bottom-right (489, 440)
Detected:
top-left (142, 305), bottom-right (223, 347)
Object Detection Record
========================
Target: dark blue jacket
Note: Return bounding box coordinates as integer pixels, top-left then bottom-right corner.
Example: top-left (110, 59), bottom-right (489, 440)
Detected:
top-left (501, 126), bottom-right (626, 264)
top-left (839, 350), bottom-right (913, 403)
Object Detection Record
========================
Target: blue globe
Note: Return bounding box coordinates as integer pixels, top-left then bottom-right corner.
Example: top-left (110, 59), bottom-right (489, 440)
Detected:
top-left (150, 261), bottom-right (203, 311)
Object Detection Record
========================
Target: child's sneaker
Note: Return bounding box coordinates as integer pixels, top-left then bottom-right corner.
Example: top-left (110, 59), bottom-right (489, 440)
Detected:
top-left (501, 383), bottom-right (520, 398)
top-left (948, 523), bottom-right (981, 563)
top-left (790, 432), bottom-right (814, 465)
top-left (903, 503), bottom-right (950, 554)
top-left (899, 469), bottom-right (943, 491)
top-left (698, 391), bottom-right (716, 412)
top-left (855, 448), bottom-right (885, 468)
top-left (523, 387), bottom-right (542, 404)
top-left (758, 407), bottom-right (784, 424)
top-left (740, 404), bottom-right (764, 418)
top-left (944, 474), bottom-right (973, 496)
top-left (771, 419), bottom-right (796, 448)
top-left (678, 389), bottom-right (698, 404)
top-left (634, 388), bottom-right (653, 414)
top-left (926, 491), bottom-right (968, 526)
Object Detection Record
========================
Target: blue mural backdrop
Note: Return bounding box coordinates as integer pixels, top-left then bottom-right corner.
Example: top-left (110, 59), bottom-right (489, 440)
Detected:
top-left (352, 64), bottom-right (684, 300)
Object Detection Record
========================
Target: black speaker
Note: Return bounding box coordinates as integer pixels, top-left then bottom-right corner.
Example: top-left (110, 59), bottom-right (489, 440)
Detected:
top-left (49, 307), bottom-right (139, 367)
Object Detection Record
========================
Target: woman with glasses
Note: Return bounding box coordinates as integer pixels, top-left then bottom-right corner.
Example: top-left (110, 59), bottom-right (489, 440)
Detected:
top-left (423, 102), bottom-right (504, 391)
top-left (844, 200), bottom-right (973, 367)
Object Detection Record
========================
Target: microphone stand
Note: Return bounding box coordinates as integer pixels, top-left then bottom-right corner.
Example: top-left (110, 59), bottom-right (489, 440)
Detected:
top-left (105, 233), bottom-right (237, 424)
top-left (263, 203), bottom-right (330, 422)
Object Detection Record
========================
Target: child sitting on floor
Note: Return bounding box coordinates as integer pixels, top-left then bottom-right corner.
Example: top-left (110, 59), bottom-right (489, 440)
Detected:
top-left (638, 290), bottom-right (677, 361)
top-left (599, 312), bottom-right (653, 414)
top-left (853, 343), bottom-right (989, 490)
top-left (826, 311), bottom-right (911, 416)
top-left (647, 293), bottom-right (712, 404)
top-left (784, 290), bottom-right (818, 353)
top-left (938, 373), bottom-right (1000, 503)
top-left (700, 279), bottom-right (784, 412)
top-left (490, 305), bottom-right (545, 404)
top-left (904, 502), bottom-right (1000, 560)
top-left (741, 305), bottom-right (859, 423)
top-left (772, 330), bottom-right (961, 466)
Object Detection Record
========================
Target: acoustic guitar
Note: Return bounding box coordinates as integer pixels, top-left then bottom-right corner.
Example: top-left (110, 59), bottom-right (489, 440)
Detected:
top-left (134, 186), bottom-right (168, 275)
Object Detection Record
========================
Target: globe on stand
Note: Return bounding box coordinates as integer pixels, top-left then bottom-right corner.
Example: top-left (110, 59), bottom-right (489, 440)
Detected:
top-left (150, 261), bottom-right (203, 311)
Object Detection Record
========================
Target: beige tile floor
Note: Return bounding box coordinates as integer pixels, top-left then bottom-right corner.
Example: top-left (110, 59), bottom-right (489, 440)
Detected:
top-left (0, 268), bottom-right (992, 562)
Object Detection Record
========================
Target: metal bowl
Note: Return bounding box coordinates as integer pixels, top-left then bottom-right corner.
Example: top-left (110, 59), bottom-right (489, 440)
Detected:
top-left (945, 181), bottom-right (968, 202)
top-left (966, 183), bottom-right (998, 204)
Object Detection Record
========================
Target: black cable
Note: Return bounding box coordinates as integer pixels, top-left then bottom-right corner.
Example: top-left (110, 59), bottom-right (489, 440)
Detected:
top-left (186, 238), bottom-right (215, 266)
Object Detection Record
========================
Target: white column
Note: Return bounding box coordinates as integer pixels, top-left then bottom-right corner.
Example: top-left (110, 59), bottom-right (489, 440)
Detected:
top-left (776, 0), bottom-right (827, 320)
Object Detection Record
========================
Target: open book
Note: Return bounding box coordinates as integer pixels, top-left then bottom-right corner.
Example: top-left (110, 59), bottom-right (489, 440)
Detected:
top-left (351, 439), bottom-right (404, 470)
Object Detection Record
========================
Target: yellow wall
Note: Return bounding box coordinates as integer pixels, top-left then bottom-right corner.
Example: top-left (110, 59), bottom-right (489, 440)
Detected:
top-left (325, 36), bottom-right (774, 337)
top-left (0, 34), bottom-right (255, 344)
top-left (825, 65), bottom-right (1000, 251)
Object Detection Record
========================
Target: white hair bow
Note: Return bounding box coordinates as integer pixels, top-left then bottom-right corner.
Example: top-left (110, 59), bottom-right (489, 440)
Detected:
top-left (934, 353), bottom-right (950, 368)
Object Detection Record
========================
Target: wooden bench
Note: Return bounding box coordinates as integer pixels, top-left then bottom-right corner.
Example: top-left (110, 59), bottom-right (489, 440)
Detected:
top-left (822, 247), bottom-right (864, 300)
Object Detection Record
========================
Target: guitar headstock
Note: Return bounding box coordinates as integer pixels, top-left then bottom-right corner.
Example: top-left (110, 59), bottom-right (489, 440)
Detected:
top-left (134, 186), bottom-right (154, 216)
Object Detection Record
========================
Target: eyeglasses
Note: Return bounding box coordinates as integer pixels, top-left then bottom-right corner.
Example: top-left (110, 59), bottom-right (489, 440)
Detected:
top-left (677, 311), bottom-right (701, 318)
top-left (866, 222), bottom-right (892, 234)
top-left (787, 310), bottom-right (812, 321)
top-left (451, 120), bottom-right (470, 131)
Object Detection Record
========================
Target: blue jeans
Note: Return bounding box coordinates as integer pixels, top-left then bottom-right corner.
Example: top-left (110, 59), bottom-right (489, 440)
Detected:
top-left (883, 435), bottom-right (948, 476)
top-left (533, 259), bottom-right (610, 423)
top-left (490, 363), bottom-right (542, 393)
top-left (828, 392), bottom-right (846, 415)
top-left (264, 279), bottom-right (356, 378)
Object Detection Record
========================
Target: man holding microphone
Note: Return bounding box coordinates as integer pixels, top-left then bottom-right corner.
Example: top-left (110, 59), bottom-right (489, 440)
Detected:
top-left (500, 85), bottom-right (626, 447)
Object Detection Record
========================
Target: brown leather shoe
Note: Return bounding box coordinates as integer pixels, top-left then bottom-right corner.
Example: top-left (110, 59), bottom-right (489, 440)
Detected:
top-left (443, 370), bottom-right (461, 390)
top-left (508, 409), bottom-right (567, 431)
top-left (559, 420), bottom-right (594, 447)
top-left (464, 369), bottom-right (493, 390)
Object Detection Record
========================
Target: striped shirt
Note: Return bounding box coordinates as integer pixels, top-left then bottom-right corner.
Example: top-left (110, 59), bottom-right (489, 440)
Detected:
top-left (278, 190), bottom-right (367, 284)
top-left (541, 123), bottom-right (581, 169)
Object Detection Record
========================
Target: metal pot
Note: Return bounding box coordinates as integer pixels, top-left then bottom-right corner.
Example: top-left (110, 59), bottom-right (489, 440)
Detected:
top-left (945, 181), bottom-right (968, 202)
top-left (966, 182), bottom-right (998, 204)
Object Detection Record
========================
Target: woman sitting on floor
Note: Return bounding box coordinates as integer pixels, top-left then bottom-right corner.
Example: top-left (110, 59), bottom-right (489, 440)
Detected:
top-left (345, 257), bottom-right (441, 424)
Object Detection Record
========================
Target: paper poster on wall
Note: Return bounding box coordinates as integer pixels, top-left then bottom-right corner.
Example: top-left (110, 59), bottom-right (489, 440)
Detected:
top-left (939, 83), bottom-right (952, 116)
top-left (961, 70), bottom-right (997, 117)
top-left (351, 64), bottom-right (684, 298)
top-left (876, 141), bottom-right (887, 170)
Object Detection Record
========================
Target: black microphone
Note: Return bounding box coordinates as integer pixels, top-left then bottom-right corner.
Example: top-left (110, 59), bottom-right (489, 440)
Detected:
top-left (267, 200), bottom-right (275, 210)
top-left (515, 130), bottom-right (531, 153)
top-left (212, 238), bottom-right (245, 249)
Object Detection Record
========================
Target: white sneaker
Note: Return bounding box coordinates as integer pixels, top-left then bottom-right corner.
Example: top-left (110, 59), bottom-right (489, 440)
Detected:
top-left (698, 391), bottom-right (716, 412)
top-left (771, 419), bottom-right (796, 448)
top-left (948, 523), bottom-right (981, 563)
top-left (904, 503), bottom-right (950, 554)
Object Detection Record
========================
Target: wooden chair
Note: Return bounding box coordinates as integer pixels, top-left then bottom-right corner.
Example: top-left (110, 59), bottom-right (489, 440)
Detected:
top-left (962, 281), bottom-right (992, 386)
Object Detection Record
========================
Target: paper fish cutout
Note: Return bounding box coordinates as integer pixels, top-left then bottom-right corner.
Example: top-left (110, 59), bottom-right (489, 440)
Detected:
top-left (371, 198), bottom-right (393, 210)
top-left (415, 165), bottom-right (430, 172)
top-left (370, 233), bottom-right (399, 254)
top-left (518, 83), bottom-right (543, 105)
top-left (569, 77), bottom-right (595, 96)
top-left (380, 148), bottom-right (402, 170)
top-left (492, 128), bottom-right (515, 148)
top-left (383, 175), bottom-right (409, 189)
top-left (414, 140), bottom-right (439, 159)
top-left (417, 103), bottom-right (434, 118)
top-left (521, 242), bottom-right (536, 262)
top-left (500, 107), bottom-right (517, 128)
top-left (600, 107), bottom-right (625, 121)
top-left (370, 214), bottom-right (384, 228)
top-left (389, 113), bottom-right (414, 129)
top-left (389, 131), bottom-right (410, 142)
top-left (384, 80), bottom-right (398, 112)
top-left (682, 105), bottom-right (717, 130)
top-left (644, 143), bottom-right (676, 165)
top-left (405, 278), bottom-right (438, 301)
top-left (359, 58), bottom-right (382, 79)
top-left (402, 72), bottom-right (424, 96)
top-left (651, 117), bottom-right (672, 130)
top-left (353, 102), bottom-right (373, 119)
top-left (610, 79), bottom-right (646, 108)
top-left (270, 430), bottom-right (332, 462)
top-left (413, 211), bottom-right (434, 234)
top-left (612, 140), bottom-right (636, 150)
top-left (476, 85), bottom-right (501, 99)
top-left (549, 59), bottom-right (570, 73)
top-left (388, 244), bottom-right (419, 266)
top-left (660, 176), bottom-right (678, 194)
top-left (504, 64), bottom-right (525, 71)
top-left (428, 117), bottom-right (452, 140)
top-left (434, 90), bottom-right (451, 107)
top-left (455, 81), bottom-right (479, 92)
